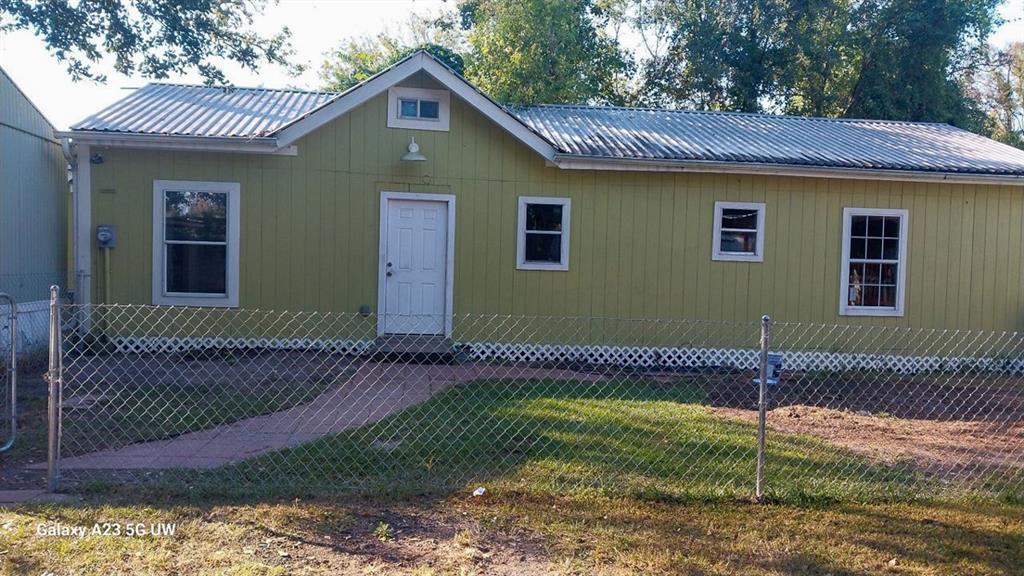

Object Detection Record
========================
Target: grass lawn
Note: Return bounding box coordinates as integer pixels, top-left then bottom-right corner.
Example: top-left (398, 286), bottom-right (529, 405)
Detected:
top-left (5, 377), bottom-right (1021, 574)
top-left (2, 494), bottom-right (1021, 574)
top-left (196, 378), bottom-right (926, 502)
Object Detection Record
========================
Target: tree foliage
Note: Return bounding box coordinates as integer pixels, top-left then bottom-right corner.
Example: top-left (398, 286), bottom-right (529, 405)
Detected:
top-left (320, 39), bottom-right (464, 92)
top-left (0, 0), bottom-right (293, 84)
top-left (458, 0), bottom-right (632, 105)
top-left (319, 13), bottom-right (467, 92)
top-left (977, 42), bottom-right (1024, 147)
top-left (319, 0), bottom-right (630, 105)
top-left (637, 0), bottom-right (1000, 129)
top-left (315, 0), bottom-right (1017, 144)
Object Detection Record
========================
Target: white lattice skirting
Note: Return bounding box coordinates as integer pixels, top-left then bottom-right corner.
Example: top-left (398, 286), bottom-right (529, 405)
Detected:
top-left (107, 336), bottom-right (375, 356)
top-left (95, 336), bottom-right (1024, 375)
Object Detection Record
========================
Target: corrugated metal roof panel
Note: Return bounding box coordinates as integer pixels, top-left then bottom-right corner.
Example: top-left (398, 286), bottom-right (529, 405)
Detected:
top-left (69, 83), bottom-right (1024, 176)
top-left (513, 105), bottom-right (1024, 176)
top-left (71, 83), bottom-right (338, 138)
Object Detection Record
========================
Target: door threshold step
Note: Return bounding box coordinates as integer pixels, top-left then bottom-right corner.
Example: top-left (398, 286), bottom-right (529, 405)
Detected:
top-left (373, 335), bottom-right (455, 356)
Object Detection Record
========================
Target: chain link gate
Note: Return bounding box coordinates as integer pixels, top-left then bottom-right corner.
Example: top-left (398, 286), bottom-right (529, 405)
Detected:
top-left (0, 293), bottom-right (17, 454)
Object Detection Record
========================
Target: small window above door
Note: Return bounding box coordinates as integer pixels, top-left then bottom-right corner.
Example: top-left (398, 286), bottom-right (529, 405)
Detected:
top-left (388, 87), bottom-right (450, 131)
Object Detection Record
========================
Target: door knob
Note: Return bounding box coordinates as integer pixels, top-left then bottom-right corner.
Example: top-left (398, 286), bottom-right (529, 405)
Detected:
top-left (386, 270), bottom-right (393, 277)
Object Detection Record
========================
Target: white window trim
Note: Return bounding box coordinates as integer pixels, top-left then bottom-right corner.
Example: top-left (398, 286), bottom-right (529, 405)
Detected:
top-left (517, 196), bottom-right (571, 271)
top-left (387, 86), bottom-right (450, 131)
top-left (152, 180), bottom-right (240, 307)
top-left (712, 201), bottom-right (766, 262)
top-left (839, 207), bottom-right (908, 317)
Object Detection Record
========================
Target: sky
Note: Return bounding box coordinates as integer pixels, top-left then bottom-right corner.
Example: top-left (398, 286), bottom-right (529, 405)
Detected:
top-left (1, 0), bottom-right (1022, 130)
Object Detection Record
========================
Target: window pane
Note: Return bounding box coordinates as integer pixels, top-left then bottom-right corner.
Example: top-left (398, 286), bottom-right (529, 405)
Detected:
top-left (720, 231), bottom-right (757, 253)
top-left (867, 238), bottom-right (883, 259)
top-left (165, 191), bottom-right (227, 242)
top-left (848, 283), bottom-right (863, 306)
top-left (851, 215), bottom-right (867, 236)
top-left (525, 203), bottom-right (563, 231)
top-left (166, 244), bottom-right (226, 294)
top-left (849, 263), bottom-right (865, 286)
top-left (880, 263), bottom-right (898, 285)
top-left (863, 285), bottom-right (880, 307)
top-left (867, 216), bottom-right (884, 237)
top-left (880, 285), bottom-right (897, 307)
top-left (884, 217), bottom-right (901, 238)
top-left (524, 233), bottom-right (561, 263)
top-left (419, 100), bottom-right (440, 119)
top-left (721, 208), bottom-right (758, 230)
top-left (399, 99), bottom-right (418, 118)
top-left (883, 239), bottom-right (899, 260)
top-left (864, 263), bottom-right (881, 284)
top-left (850, 237), bottom-right (866, 259)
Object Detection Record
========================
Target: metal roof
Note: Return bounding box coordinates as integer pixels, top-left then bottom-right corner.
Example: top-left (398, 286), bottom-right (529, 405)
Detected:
top-left (72, 83), bottom-right (336, 138)
top-left (70, 82), bottom-right (1024, 177)
top-left (515, 105), bottom-right (1024, 176)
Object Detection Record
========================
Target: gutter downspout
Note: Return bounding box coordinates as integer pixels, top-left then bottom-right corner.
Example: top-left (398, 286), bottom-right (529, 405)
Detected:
top-left (66, 140), bottom-right (92, 313)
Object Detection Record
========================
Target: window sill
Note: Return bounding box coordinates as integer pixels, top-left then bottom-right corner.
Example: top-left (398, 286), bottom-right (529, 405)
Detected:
top-left (517, 262), bottom-right (569, 271)
top-left (153, 294), bottom-right (238, 308)
top-left (712, 252), bottom-right (764, 262)
top-left (839, 306), bottom-right (904, 317)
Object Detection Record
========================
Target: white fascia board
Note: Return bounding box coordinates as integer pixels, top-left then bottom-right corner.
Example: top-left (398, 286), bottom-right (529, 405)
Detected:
top-left (274, 52), bottom-right (559, 161)
top-left (551, 155), bottom-right (1024, 186)
top-left (56, 131), bottom-right (296, 155)
top-left (418, 57), bottom-right (557, 161)
top-left (274, 54), bottom-right (428, 147)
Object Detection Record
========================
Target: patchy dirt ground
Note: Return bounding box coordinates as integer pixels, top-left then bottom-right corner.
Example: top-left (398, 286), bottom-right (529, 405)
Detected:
top-left (714, 404), bottom-right (1024, 476)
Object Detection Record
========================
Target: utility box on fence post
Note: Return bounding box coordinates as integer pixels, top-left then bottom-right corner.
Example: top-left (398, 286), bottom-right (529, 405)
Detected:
top-left (754, 352), bottom-right (783, 386)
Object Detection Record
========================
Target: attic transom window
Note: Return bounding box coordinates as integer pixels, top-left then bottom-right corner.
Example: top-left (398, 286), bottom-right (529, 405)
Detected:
top-left (388, 86), bottom-right (450, 131)
top-left (399, 98), bottom-right (440, 120)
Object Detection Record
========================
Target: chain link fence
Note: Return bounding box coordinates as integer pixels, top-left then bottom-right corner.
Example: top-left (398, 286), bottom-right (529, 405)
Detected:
top-left (0, 272), bottom-right (66, 359)
top-left (42, 302), bottom-right (1024, 500)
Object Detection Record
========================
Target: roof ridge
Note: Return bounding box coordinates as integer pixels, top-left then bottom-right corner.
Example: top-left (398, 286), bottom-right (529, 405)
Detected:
top-left (143, 82), bottom-right (341, 96)
top-left (518, 103), bottom-right (954, 128)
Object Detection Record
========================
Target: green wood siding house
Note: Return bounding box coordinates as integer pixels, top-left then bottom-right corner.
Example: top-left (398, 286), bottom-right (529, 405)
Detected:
top-left (60, 51), bottom-right (1024, 347)
top-left (1, 66), bottom-right (68, 349)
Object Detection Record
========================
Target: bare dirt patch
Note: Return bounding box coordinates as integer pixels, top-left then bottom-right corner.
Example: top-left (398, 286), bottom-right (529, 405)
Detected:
top-left (714, 404), bottom-right (1024, 476)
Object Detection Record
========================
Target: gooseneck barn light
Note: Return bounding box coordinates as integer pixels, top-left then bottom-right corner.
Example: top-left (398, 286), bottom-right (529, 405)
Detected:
top-left (401, 137), bottom-right (427, 162)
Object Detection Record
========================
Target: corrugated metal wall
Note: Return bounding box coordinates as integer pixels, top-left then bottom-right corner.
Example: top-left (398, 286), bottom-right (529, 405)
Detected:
top-left (0, 67), bottom-right (67, 304)
top-left (88, 90), bottom-right (1024, 331)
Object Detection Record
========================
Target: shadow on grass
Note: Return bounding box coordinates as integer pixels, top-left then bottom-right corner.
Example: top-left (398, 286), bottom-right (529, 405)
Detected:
top-left (168, 378), bottom-right (926, 503)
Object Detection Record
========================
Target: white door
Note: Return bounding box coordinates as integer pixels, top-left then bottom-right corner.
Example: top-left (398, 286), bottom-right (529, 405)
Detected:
top-left (383, 199), bottom-right (449, 335)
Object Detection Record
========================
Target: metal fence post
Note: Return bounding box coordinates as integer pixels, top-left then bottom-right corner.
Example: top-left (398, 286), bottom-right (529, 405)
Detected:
top-left (0, 293), bottom-right (16, 453)
top-left (756, 314), bottom-right (772, 502)
top-left (46, 286), bottom-right (62, 492)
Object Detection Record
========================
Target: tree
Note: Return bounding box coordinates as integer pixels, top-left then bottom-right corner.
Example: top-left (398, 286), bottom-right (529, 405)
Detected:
top-left (459, 0), bottom-right (633, 105)
top-left (320, 1), bottom-right (632, 105)
top-left (320, 39), bottom-right (464, 92)
top-left (843, 0), bottom-right (997, 128)
top-left (636, 0), bottom-right (999, 129)
top-left (0, 0), bottom-right (293, 84)
top-left (977, 42), bottom-right (1024, 148)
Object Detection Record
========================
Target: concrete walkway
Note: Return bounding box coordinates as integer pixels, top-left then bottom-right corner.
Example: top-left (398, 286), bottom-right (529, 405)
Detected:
top-left (36, 362), bottom-right (600, 471)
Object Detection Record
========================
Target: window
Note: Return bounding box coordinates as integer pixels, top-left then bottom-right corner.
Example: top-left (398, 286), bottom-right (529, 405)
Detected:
top-left (712, 201), bottom-right (765, 262)
top-left (387, 87), bottom-right (450, 131)
top-left (152, 180), bottom-right (239, 307)
top-left (398, 98), bottom-right (440, 120)
top-left (840, 208), bottom-right (908, 316)
top-left (517, 197), bottom-right (570, 271)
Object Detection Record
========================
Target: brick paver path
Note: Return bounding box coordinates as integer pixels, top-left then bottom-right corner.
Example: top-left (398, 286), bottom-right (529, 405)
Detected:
top-left (37, 362), bottom-right (600, 470)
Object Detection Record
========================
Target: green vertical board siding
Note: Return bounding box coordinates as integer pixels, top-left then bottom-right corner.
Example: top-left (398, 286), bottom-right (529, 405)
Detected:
top-left (89, 91), bottom-right (1024, 331)
top-left (0, 68), bottom-right (67, 301)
